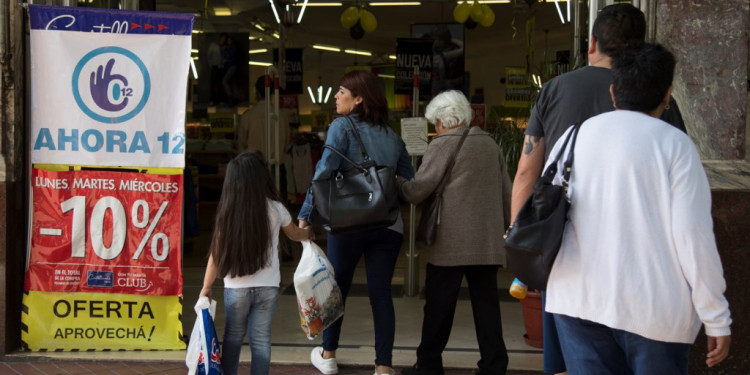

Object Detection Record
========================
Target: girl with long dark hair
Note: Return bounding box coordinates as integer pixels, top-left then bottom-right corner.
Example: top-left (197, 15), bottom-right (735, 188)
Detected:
top-left (200, 151), bottom-right (312, 375)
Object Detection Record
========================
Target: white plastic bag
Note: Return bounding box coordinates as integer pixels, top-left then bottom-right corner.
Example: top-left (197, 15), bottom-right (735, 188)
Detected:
top-left (293, 240), bottom-right (344, 340)
top-left (186, 297), bottom-right (223, 375)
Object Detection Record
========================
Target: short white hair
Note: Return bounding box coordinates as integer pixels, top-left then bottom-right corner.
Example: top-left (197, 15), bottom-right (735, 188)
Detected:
top-left (424, 90), bottom-right (472, 129)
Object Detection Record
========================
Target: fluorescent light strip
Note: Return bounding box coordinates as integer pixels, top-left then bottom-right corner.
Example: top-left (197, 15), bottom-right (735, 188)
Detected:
top-left (324, 87), bottom-right (332, 103)
top-left (213, 7), bottom-right (232, 16)
top-left (269, 0), bottom-right (281, 24)
top-left (345, 49), bottom-right (371, 56)
top-left (378, 74), bottom-right (395, 79)
top-left (192, 30), bottom-right (203, 34)
top-left (254, 23), bottom-right (266, 31)
top-left (297, 0), bottom-right (308, 23)
top-left (307, 86), bottom-right (317, 103)
top-left (388, 55), bottom-right (397, 60)
top-left (189, 58), bottom-right (198, 79)
top-left (273, 32), bottom-right (280, 39)
top-left (294, 2), bottom-right (342, 5)
top-left (553, 0), bottom-right (565, 24)
top-left (190, 49), bottom-right (199, 53)
top-left (369, 1), bottom-right (420, 5)
top-left (249, 49), bottom-right (268, 54)
top-left (249, 61), bottom-right (273, 66)
top-left (313, 44), bottom-right (342, 52)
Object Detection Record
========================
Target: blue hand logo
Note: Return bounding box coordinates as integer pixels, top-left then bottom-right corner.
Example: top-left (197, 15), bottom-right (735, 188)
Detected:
top-left (90, 58), bottom-right (128, 112)
top-left (72, 46), bottom-right (150, 124)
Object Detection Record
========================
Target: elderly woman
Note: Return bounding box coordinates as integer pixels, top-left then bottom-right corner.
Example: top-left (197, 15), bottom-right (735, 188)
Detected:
top-left (545, 42), bottom-right (731, 373)
top-left (398, 90), bottom-right (512, 375)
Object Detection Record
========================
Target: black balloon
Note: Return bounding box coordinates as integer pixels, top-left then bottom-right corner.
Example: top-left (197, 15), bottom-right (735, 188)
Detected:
top-left (350, 20), bottom-right (365, 40)
top-left (464, 18), bottom-right (478, 29)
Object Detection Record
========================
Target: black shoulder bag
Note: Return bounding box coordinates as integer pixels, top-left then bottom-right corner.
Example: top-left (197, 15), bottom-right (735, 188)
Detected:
top-left (505, 124), bottom-right (581, 291)
top-left (311, 116), bottom-right (399, 234)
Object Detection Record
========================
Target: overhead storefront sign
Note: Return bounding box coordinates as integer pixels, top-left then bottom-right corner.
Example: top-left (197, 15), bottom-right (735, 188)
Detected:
top-left (28, 168), bottom-right (183, 296)
top-left (22, 291), bottom-right (184, 350)
top-left (395, 38), bottom-right (433, 100)
top-left (28, 5), bottom-right (193, 168)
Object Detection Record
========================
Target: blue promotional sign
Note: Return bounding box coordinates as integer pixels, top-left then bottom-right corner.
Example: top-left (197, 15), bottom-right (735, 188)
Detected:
top-left (29, 5), bottom-right (194, 168)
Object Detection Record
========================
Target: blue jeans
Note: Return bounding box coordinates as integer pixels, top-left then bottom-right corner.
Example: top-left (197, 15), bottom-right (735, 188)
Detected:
top-left (322, 228), bottom-right (402, 367)
top-left (553, 314), bottom-right (690, 375)
top-left (222, 287), bottom-right (279, 375)
top-left (542, 292), bottom-right (566, 373)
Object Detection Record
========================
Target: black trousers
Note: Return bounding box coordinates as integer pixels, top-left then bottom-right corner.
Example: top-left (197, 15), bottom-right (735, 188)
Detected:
top-left (416, 264), bottom-right (509, 375)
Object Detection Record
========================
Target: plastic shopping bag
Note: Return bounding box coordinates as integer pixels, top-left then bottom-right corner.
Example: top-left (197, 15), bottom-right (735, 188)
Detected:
top-left (294, 240), bottom-right (345, 340)
top-left (186, 297), bottom-right (223, 375)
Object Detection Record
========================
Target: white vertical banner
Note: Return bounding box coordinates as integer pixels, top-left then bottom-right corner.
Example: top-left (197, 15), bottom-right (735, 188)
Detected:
top-left (29, 5), bottom-right (194, 168)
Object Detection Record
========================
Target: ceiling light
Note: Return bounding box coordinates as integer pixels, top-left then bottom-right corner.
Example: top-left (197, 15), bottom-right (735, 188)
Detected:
top-left (297, 0), bottom-right (309, 23)
top-left (369, 1), bottom-right (420, 5)
top-left (254, 23), bottom-right (265, 31)
top-left (269, 0), bottom-right (281, 24)
top-left (553, 0), bottom-right (565, 24)
top-left (294, 2), bottom-right (342, 6)
top-left (249, 49), bottom-right (268, 54)
top-left (213, 7), bottom-right (232, 16)
top-left (273, 32), bottom-right (280, 39)
top-left (307, 84), bottom-right (333, 104)
top-left (344, 49), bottom-right (371, 56)
top-left (388, 55), bottom-right (397, 60)
top-left (192, 30), bottom-right (203, 34)
top-left (189, 58), bottom-right (198, 79)
top-left (190, 49), bottom-right (199, 53)
top-left (249, 61), bottom-right (273, 66)
top-left (313, 44), bottom-right (341, 52)
top-left (377, 74), bottom-right (395, 79)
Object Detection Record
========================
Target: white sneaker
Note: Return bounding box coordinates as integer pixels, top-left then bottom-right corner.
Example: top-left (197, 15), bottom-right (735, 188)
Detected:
top-left (310, 346), bottom-right (338, 374)
top-left (374, 369), bottom-right (395, 375)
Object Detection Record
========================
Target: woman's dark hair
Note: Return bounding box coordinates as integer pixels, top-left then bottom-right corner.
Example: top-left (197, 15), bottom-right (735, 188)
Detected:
top-left (339, 70), bottom-right (389, 127)
top-left (591, 3), bottom-right (646, 60)
top-left (208, 150), bottom-right (283, 278)
top-left (612, 42), bottom-right (675, 113)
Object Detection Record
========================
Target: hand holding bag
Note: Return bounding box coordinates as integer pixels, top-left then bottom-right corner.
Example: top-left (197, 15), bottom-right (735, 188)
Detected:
top-left (504, 124), bottom-right (580, 291)
top-left (311, 116), bottom-right (399, 233)
top-left (416, 128), bottom-right (469, 246)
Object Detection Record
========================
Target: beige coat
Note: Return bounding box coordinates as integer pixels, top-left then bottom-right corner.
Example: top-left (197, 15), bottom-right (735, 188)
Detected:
top-left (399, 126), bottom-right (512, 266)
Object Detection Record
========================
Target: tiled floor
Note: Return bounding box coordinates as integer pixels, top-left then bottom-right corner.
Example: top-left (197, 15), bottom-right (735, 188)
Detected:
top-left (3, 206), bottom-right (545, 374)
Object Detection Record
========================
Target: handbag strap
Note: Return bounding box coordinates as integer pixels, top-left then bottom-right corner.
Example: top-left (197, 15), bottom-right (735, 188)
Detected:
top-left (435, 128), bottom-right (470, 195)
top-left (323, 144), bottom-right (370, 174)
top-left (343, 115), bottom-right (372, 162)
top-left (541, 123), bottom-right (581, 187)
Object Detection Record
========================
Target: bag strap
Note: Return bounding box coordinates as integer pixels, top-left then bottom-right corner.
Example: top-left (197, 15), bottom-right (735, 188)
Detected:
top-left (541, 123), bottom-right (581, 186)
top-left (323, 144), bottom-right (370, 174)
top-left (435, 128), bottom-right (470, 195)
top-left (343, 115), bottom-right (372, 162)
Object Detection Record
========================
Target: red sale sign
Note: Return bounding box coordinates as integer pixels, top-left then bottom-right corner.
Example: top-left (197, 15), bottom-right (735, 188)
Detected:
top-left (27, 168), bottom-right (183, 296)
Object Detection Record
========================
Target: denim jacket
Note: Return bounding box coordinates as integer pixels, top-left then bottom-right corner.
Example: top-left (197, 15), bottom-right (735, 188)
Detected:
top-left (298, 115), bottom-right (415, 232)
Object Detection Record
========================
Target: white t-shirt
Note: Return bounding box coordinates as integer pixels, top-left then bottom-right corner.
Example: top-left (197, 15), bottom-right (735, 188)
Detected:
top-left (223, 199), bottom-right (291, 288)
top-left (544, 110), bottom-right (731, 344)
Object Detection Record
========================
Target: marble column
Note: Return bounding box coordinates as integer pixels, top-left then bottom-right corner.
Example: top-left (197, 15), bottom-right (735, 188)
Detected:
top-left (657, 1), bottom-right (748, 373)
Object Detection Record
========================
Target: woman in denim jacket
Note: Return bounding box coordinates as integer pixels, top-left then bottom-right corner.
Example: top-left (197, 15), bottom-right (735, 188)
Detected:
top-left (298, 70), bottom-right (414, 375)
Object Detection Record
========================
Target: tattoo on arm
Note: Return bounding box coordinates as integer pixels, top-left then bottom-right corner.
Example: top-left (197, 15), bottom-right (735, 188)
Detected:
top-left (523, 136), bottom-right (541, 155)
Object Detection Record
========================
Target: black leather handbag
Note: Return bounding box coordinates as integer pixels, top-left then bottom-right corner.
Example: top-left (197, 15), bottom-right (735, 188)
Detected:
top-left (311, 117), bottom-right (399, 234)
top-left (416, 128), bottom-right (469, 246)
top-left (505, 124), bottom-right (580, 291)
